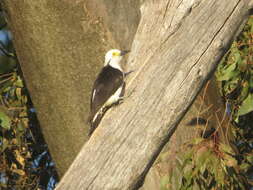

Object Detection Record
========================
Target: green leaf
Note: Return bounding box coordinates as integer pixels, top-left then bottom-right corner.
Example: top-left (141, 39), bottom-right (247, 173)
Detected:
top-left (195, 150), bottom-right (211, 169)
top-left (183, 163), bottom-right (194, 180)
top-left (15, 87), bottom-right (22, 100)
top-left (249, 74), bottom-right (253, 90)
top-left (251, 19), bottom-right (253, 33)
top-left (191, 138), bottom-right (204, 145)
top-left (220, 143), bottom-right (233, 154)
top-left (1, 138), bottom-right (9, 152)
top-left (216, 170), bottom-right (225, 186)
top-left (237, 81), bottom-right (249, 103)
top-left (233, 50), bottom-right (242, 65)
top-left (224, 155), bottom-right (237, 167)
top-left (17, 122), bottom-right (25, 132)
top-left (238, 93), bottom-right (253, 116)
top-left (238, 59), bottom-right (247, 72)
top-left (216, 63), bottom-right (238, 81)
top-left (0, 111), bottom-right (11, 130)
top-left (239, 163), bottom-right (250, 171)
top-left (160, 175), bottom-right (170, 190)
top-left (246, 153), bottom-right (253, 163)
top-left (14, 76), bottom-right (24, 88)
top-left (174, 165), bottom-right (183, 188)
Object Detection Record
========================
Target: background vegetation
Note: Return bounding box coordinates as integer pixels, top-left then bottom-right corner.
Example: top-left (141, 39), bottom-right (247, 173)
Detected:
top-left (0, 11), bottom-right (58, 190)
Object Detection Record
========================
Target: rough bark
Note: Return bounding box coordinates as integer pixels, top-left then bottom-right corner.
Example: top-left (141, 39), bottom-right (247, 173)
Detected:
top-left (56, 0), bottom-right (252, 189)
top-left (85, 0), bottom-right (140, 50)
top-left (2, 0), bottom-right (140, 176)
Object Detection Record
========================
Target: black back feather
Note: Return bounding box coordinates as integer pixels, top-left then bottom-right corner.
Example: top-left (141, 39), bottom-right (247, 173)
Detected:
top-left (88, 65), bottom-right (124, 135)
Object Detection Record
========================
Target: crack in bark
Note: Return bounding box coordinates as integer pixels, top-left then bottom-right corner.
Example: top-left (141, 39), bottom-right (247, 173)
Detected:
top-left (176, 0), bottom-right (184, 8)
top-left (163, 0), bottom-right (172, 20)
top-left (87, 172), bottom-right (100, 190)
top-left (179, 0), bottom-right (241, 90)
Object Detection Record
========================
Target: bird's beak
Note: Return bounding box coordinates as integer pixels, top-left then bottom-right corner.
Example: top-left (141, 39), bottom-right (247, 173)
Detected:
top-left (120, 50), bottom-right (130, 56)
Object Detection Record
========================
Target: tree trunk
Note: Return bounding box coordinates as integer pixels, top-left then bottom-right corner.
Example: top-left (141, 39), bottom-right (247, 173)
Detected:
top-left (55, 0), bottom-right (252, 189)
top-left (2, 0), bottom-right (140, 176)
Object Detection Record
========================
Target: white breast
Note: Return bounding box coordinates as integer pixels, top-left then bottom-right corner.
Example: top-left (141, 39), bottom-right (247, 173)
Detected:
top-left (92, 85), bottom-right (123, 123)
top-left (104, 86), bottom-right (123, 107)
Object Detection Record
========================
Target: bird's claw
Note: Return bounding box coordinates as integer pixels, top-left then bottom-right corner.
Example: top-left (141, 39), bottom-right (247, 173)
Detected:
top-left (118, 97), bottom-right (124, 104)
top-left (124, 70), bottom-right (135, 77)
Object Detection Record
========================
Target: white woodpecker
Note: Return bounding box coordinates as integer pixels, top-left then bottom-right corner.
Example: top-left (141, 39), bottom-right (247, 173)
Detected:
top-left (88, 49), bottom-right (130, 136)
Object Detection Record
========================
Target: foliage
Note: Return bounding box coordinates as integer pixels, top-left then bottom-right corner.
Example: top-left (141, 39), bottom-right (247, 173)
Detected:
top-left (161, 138), bottom-right (249, 190)
top-left (0, 71), bottom-right (32, 189)
top-left (0, 17), bottom-right (58, 190)
top-left (216, 15), bottom-right (253, 188)
top-left (216, 17), bottom-right (253, 119)
top-left (161, 16), bottom-right (253, 190)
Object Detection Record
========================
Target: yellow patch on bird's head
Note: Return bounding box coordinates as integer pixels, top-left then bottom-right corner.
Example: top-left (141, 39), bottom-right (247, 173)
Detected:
top-left (112, 51), bottom-right (120, 57)
top-left (104, 49), bottom-right (122, 67)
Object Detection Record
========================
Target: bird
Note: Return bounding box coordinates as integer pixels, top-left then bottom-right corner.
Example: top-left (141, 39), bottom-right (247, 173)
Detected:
top-left (88, 49), bottom-right (130, 136)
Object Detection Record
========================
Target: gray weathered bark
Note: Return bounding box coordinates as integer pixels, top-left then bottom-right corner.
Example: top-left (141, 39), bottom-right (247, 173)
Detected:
top-left (56, 0), bottom-right (252, 189)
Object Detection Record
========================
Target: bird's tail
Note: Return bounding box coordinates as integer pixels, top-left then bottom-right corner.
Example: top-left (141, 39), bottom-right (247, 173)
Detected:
top-left (88, 107), bottom-right (109, 136)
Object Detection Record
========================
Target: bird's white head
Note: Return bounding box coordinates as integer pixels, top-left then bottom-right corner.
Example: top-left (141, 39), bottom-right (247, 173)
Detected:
top-left (104, 49), bottom-right (130, 71)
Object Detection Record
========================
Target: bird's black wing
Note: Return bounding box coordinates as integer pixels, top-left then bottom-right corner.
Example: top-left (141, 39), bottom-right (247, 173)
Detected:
top-left (89, 66), bottom-right (124, 130)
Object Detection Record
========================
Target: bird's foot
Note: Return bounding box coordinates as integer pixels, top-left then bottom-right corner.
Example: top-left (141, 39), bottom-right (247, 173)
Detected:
top-left (124, 70), bottom-right (135, 77)
top-left (118, 97), bottom-right (124, 105)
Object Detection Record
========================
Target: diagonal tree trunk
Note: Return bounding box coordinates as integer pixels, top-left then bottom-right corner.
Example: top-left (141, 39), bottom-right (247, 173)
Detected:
top-left (55, 0), bottom-right (252, 189)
